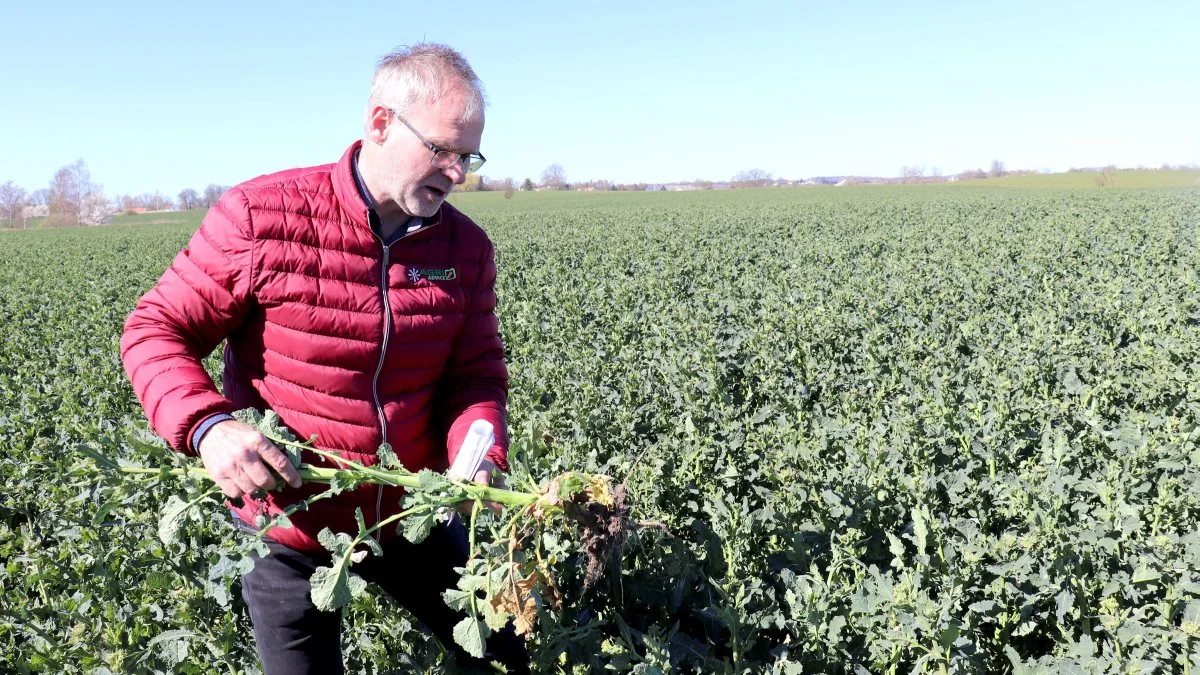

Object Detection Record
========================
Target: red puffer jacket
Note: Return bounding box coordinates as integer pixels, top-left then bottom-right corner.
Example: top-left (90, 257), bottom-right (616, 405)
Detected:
top-left (120, 141), bottom-right (508, 552)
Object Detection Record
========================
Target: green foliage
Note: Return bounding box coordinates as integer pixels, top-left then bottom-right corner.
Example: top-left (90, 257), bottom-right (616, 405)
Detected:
top-left (2, 186), bottom-right (1199, 672)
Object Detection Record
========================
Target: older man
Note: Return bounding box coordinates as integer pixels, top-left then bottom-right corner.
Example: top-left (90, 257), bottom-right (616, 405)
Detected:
top-left (121, 44), bottom-right (527, 673)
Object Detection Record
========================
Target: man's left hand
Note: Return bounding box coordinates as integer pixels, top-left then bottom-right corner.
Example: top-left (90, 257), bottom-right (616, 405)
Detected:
top-left (460, 459), bottom-right (504, 515)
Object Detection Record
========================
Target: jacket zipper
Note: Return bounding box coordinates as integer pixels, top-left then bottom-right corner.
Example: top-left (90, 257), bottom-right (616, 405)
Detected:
top-left (369, 215), bottom-right (440, 541)
top-left (371, 242), bottom-right (391, 542)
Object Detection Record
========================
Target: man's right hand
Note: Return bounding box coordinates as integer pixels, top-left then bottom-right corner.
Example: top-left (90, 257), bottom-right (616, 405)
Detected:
top-left (197, 420), bottom-right (303, 499)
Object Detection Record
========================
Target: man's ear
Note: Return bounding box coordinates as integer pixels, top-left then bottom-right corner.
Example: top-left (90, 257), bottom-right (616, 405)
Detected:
top-left (366, 106), bottom-right (390, 145)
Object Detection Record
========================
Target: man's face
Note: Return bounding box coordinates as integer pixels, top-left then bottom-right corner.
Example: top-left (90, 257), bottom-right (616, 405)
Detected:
top-left (378, 87), bottom-right (484, 218)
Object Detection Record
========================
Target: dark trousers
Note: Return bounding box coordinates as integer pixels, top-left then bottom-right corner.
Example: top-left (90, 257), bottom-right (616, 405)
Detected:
top-left (238, 516), bottom-right (529, 674)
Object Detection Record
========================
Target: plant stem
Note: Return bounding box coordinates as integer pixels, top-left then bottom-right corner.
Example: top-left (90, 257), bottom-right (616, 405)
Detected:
top-left (118, 465), bottom-right (540, 507)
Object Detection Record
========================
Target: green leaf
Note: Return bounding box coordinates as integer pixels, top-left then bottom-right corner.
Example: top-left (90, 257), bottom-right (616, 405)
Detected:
top-left (309, 564), bottom-right (366, 612)
top-left (157, 495), bottom-right (190, 545)
top-left (77, 443), bottom-right (120, 471)
top-left (1062, 368), bottom-right (1085, 395)
top-left (316, 528), bottom-right (354, 558)
top-left (911, 506), bottom-right (929, 554)
top-left (452, 615), bottom-right (490, 659)
top-left (91, 500), bottom-right (118, 526)
top-left (232, 408), bottom-right (263, 427)
top-left (1131, 567), bottom-right (1159, 584)
top-left (887, 533), bottom-right (905, 566)
top-left (442, 588), bottom-right (473, 612)
top-left (329, 472), bottom-right (361, 496)
top-left (401, 509), bottom-right (438, 544)
top-left (377, 443), bottom-right (402, 470)
top-left (418, 468), bottom-right (453, 492)
top-left (146, 629), bottom-right (194, 667)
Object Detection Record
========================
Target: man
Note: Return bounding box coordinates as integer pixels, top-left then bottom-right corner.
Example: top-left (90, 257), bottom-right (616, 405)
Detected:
top-left (120, 44), bottom-right (528, 673)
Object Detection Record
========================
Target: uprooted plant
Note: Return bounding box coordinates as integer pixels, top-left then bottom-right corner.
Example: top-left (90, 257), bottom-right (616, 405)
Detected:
top-left (86, 409), bottom-right (633, 660)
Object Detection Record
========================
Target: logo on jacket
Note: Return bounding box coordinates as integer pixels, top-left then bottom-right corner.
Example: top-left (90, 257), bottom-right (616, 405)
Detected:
top-left (407, 267), bottom-right (457, 283)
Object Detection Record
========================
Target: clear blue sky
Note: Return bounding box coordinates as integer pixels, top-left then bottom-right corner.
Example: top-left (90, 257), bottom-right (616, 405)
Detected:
top-left (1, 0), bottom-right (1197, 198)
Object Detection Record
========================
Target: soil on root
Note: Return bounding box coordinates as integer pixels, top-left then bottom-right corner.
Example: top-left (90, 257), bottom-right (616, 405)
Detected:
top-left (565, 483), bottom-right (631, 589)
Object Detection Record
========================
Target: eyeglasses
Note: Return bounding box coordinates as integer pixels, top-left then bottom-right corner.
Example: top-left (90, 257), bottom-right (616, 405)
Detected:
top-left (388, 108), bottom-right (486, 173)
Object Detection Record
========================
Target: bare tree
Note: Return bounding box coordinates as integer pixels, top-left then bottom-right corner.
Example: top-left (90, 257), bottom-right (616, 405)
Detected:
top-left (177, 188), bottom-right (201, 210)
top-left (0, 181), bottom-right (29, 228)
top-left (144, 192), bottom-right (173, 211)
top-left (484, 177), bottom-right (515, 198)
top-left (540, 163), bottom-right (567, 189)
top-left (47, 159), bottom-right (99, 224)
top-left (202, 184), bottom-right (231, 209)
top-left (900, 165), bottom-right (925, 184)
top-left (989, 159), bottom-right (1006, 178)
top-left (732, 168), bottom-right (773, 188)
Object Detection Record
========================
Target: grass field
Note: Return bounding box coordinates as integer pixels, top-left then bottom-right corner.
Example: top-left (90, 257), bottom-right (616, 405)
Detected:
top-left (2, 185), bottom-right (1199, 673)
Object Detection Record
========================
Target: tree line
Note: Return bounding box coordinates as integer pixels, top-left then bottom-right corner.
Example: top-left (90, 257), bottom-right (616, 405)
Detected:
top-left (0, 159), bottom-right (230, 229)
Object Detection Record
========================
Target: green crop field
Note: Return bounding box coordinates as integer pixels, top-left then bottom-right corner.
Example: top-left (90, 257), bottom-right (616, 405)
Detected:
top-left (2, 186), bottom-right (1200, 673)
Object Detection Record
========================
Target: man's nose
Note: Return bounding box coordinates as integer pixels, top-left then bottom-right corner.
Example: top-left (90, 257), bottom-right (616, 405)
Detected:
top-left (443, 161), bottom-right (468, 185)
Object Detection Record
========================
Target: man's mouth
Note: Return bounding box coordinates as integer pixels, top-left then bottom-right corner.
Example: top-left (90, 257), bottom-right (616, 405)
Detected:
top-left (425, 186), bottom-right (448, 198)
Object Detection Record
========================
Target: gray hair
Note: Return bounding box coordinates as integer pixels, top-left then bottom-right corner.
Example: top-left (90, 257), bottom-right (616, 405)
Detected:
top-left (365, 43), bottom-right (486, 128)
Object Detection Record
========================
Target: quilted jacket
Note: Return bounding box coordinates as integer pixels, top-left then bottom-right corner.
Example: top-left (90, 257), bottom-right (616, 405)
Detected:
top-left (120, 141), bottom-right (509, 552)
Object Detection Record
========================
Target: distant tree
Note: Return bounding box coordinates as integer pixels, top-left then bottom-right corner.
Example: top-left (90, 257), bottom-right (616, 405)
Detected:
top-left (202, 184), bottom-right (231, 209)
top-left (460, 174), bottom-right (485, 192)
top-left (989, 159), bottom-right (1006, 178)
top-left (540, 163), bottom-right (567, 189)
top-left (178, 188), bottom-right (201, 210)
top-left (47, 159), bottom-right (99, 224)
top-left (143, 191), bottom-right (173, 211)
top-left (520, 178), bottom-right (534, 191)
top-left (79, 193), bottom-right (112, 226)
top-left (28, 188), bottom-right (49, 207)
top-left (732, 168), bottom-right (773, 188)
top-left (487, 177), bottom-right (515, 199)
top-left (900, 165), bottom-right (925, 184)
top-left (0, 181), bottom-right (28, 228)
top-left (1095, 165), bottom-right (1117, 187)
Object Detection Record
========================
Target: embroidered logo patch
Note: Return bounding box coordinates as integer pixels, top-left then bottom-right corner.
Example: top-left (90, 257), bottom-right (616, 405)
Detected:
top-left (407, 267), bottom-right (457, 283)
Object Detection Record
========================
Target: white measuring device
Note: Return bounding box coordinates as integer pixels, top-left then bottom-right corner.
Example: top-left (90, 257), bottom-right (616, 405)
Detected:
top-left (448, 419), bottom-right (495, 481)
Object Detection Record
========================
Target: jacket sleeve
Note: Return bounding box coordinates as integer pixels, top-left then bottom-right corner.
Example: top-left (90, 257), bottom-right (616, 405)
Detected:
top-left (442, 240), bottom-right (510, 472)
top-left (120, 190), bottom-right (255, 455)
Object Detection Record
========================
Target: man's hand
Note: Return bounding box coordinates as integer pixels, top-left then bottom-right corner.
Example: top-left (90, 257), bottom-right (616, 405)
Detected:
top-left (197, 420), bottom-right (303, 499)
top-left (459, 459), bottom-right (505, 515)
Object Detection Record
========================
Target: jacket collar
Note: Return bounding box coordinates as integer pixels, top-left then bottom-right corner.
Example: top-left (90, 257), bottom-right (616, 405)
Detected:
top-left (332, 140), bottom-right (443, 232)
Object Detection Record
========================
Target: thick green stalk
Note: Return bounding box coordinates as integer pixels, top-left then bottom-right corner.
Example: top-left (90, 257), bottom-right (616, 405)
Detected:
top-left (118, 464), bottom-right (540, 507)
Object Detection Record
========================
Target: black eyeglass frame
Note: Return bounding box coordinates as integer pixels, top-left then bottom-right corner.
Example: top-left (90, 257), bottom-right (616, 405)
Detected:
top-left (388, 108), bottom-right (486, 173)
